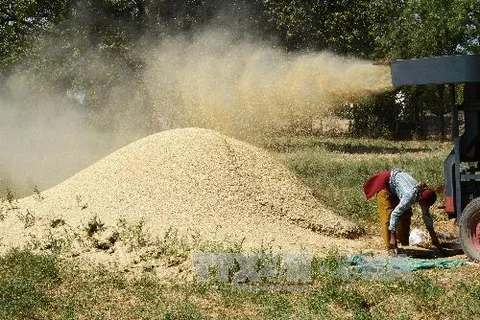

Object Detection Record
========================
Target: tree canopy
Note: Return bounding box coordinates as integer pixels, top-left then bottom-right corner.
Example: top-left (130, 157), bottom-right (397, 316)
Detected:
top-left (1, 0), bottom-right (479, 139)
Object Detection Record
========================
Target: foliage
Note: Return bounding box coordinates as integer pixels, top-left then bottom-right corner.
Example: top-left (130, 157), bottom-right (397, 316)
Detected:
top-left (0, 1), bottom-right (69, 77)
top-left (258, 0), bottom-right (385, 56)
top-left (360, 0), bottom-right (479, 139)
top-left (347, 90), bottom-right (403, 139)
top-left (0, 0), bottom-right (479, 138)
top-left (348, 83), bottom-right (455, 140)
top-left (375, 0), bottom-right (479, 59)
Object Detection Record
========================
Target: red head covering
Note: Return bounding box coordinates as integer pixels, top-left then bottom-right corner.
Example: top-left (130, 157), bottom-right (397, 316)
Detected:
top-left (363, 170), bottom-right (392, 200)
top-left (419, 188), bottom-right (437, 207)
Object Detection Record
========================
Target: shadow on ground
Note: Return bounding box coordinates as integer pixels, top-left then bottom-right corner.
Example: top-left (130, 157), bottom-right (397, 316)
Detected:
top-left (265, 140), bottom-right (431, 154)
top-left (322, 142), bottom-right (429, 154)
top-left (400, 245), bottom-right (464, 259)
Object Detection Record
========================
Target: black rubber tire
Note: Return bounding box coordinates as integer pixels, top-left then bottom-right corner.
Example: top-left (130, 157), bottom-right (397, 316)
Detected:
top-left (460, 197), bottom-right (480, 261)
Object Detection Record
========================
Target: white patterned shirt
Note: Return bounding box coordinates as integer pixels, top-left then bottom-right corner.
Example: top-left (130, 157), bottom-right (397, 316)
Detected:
top-left (388, 169), bottom-right (434, 232)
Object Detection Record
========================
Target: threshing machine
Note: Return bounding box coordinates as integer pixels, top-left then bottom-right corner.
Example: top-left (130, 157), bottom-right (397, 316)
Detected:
top-left (385, 54), bottom-right (480, 261)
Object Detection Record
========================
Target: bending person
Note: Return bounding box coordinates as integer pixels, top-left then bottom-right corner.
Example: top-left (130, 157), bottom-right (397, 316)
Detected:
top-left (363, 168), bottom-right (439, 252)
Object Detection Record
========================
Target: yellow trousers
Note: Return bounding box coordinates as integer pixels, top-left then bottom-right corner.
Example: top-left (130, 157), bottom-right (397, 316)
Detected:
top-left (377, 189), bottom-right (412, 248)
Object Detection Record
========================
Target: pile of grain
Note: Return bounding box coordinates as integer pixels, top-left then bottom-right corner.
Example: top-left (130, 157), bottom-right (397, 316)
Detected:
top-left (0, 128), bottom-right (365, 272)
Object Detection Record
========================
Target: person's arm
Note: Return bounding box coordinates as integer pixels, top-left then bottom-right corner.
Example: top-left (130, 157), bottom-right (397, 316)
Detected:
top-left (421, 205), bottom-right (440, 246)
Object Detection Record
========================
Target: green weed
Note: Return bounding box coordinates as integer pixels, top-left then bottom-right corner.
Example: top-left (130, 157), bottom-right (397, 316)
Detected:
top-left (5, 187), bottom-right (15, 204)
top-left (2, 187), bottom-right (19, 211)
top-left (33, 186), bottom-right (44, 201)
top-left (85, 214), bottom-right (104, 237)
top-left (16, 209), bottom-right (35, 228)
top-left (76, 195), bottom-right (88, 210)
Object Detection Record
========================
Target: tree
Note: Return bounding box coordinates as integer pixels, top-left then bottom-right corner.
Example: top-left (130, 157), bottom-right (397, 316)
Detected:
top-left (258, 0), bottom-right (388, 57)
top-left (2, 0), bottom-right (478, 139)
top-left (375, 0), bottom-right (479, 59)
top-left (0, 1), bottom-right (70, 77)
top-left (354, 0), bottom-right (480, 139)
top-left (1, 0), bottom-right (277, 134)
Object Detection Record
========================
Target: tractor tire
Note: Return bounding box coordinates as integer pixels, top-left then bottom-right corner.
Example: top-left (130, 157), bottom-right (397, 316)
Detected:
top-left (460, 197), bottom-right (480, 261)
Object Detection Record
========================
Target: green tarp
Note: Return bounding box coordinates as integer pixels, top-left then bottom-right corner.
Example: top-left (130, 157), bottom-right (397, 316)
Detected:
top-left (344, 253), bottom-right (465, 279)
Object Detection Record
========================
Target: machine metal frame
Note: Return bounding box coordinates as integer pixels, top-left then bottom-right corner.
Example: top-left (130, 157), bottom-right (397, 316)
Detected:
top-left (387, 54), bottom-right (480, 260)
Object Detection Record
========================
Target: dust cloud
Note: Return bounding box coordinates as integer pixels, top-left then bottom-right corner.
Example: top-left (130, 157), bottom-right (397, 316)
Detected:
top-left (0, 28), bottom-right (391, 197)
top-left (144, 30), bottom-right (392, 136)
top-left (0, 74), bottom-right (118, 196)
